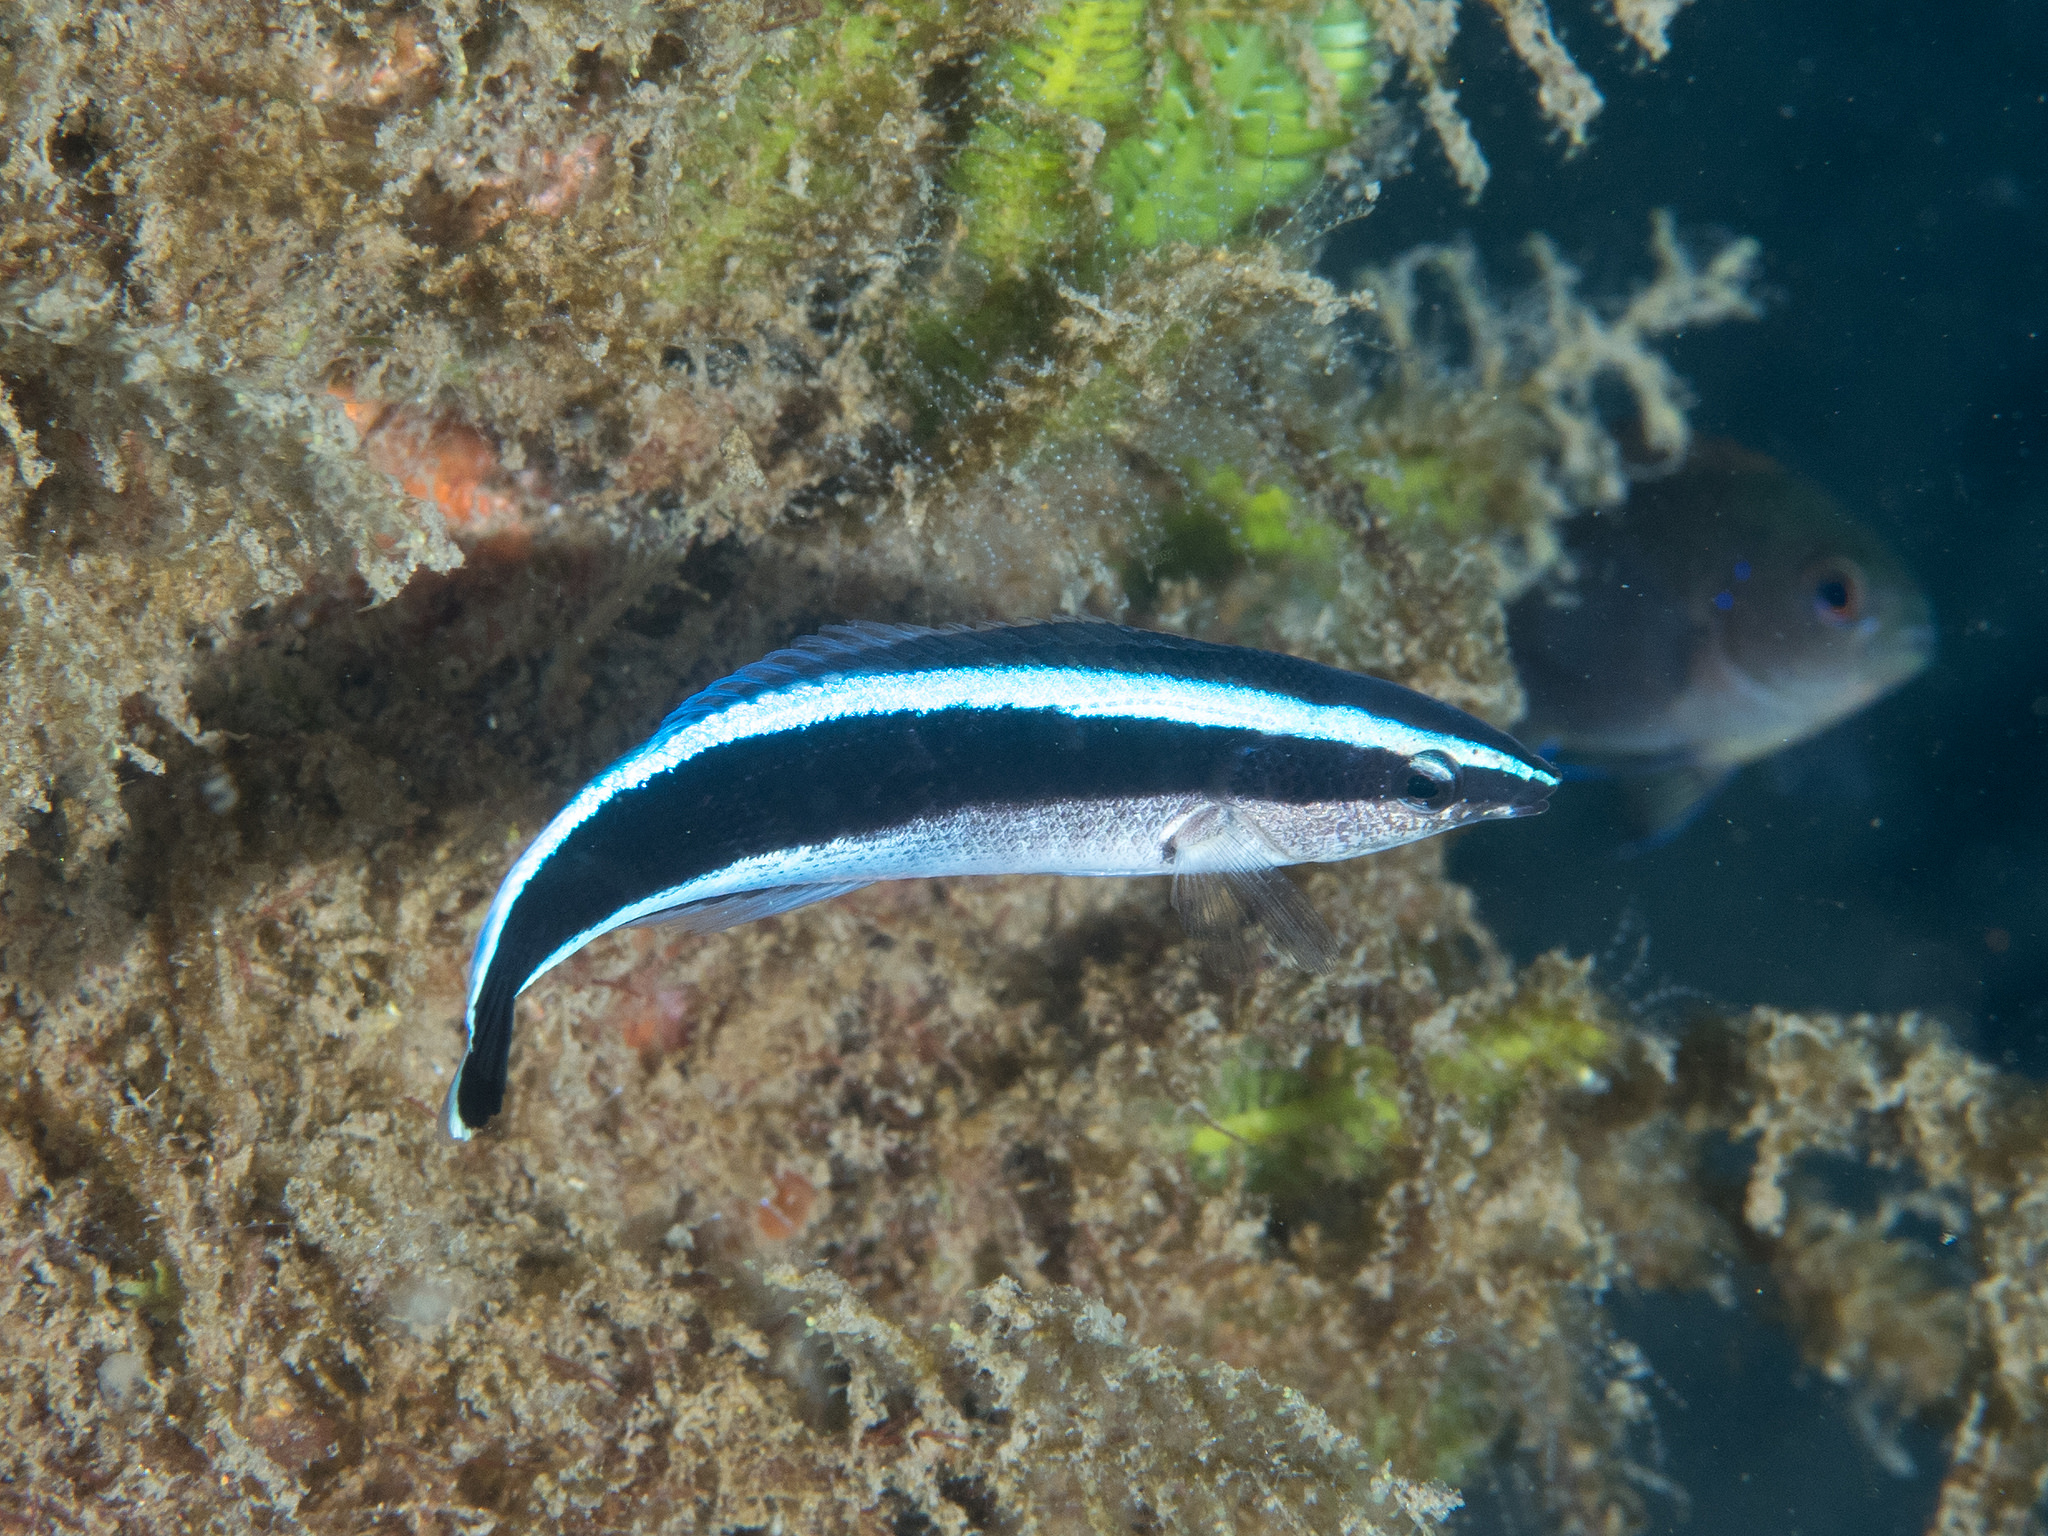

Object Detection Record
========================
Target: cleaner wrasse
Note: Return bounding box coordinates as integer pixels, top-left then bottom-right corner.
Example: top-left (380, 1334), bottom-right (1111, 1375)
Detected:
top-left (447, 620), bottom-right (1557, 1138)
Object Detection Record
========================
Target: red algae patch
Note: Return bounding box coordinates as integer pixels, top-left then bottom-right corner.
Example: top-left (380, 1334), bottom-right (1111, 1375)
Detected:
top-left (305, 14), bottom-right (443, 113)
top-left (421, 131), bottom-right (614, 248)
top-left (621, 984), bottom-right (699, 1061)
top-left (755, 1168), bottom-right (822, 1243)
top-left (331, 384), bottom-right (532, 555)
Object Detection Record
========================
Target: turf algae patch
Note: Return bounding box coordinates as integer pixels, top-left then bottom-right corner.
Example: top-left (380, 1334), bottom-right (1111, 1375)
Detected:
top-left (0, 718), bottom-right (1465, 1533)
top-left (778, 1267), bottom-right (1461, 1533)
top-left (650, 0), bottom-right (961, 310)
top-left (0, 0), bottom-right (1732, 878)
top-left (1702, 1009), bottom-right (2048, 1530)
top-left (0, 0), bottom-right (936, 876)
top-left (0, 231), bottom-right (1778, 1532)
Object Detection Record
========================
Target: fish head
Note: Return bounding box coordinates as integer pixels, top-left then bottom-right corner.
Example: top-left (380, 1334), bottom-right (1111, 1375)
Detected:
top-left (1370, 738), bottom-right (1562, 841)
top-left (1695, 452), bottom-right (1935, 755)
top-left (1230, 696), bottom-right (1560, 863)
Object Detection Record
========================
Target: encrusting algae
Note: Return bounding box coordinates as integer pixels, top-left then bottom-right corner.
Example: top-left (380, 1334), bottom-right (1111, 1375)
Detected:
top-left (2, 0), bottom-right (2043, 1533)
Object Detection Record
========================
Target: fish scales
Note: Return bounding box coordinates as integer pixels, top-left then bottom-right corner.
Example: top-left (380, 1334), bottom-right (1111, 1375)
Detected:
top-left (448, 620), bottom-right (1557, 1138)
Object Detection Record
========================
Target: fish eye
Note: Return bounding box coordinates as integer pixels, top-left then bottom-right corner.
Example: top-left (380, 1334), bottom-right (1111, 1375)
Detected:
top-left (1402, 751), bottom-right (1459, 809)
top-left (1807, 560), bottom-right (1865, 626)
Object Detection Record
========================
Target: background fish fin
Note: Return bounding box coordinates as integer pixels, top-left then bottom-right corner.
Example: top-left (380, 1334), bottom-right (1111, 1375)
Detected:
top-left (1168, 804), bottom-right (1335, 975)
top-left (623, 881), bottom-right (869, 934)
top-left (1620, 763), bottom-right (1734, 848)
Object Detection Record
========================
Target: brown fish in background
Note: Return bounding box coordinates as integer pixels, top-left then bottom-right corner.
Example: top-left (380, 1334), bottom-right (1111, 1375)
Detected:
top-left (1509, 439), bottom-right (1936, 837)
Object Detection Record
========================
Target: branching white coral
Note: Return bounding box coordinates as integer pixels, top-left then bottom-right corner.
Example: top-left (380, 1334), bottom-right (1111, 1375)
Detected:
top-left (1607, 0), bottom-right (1695, 60)
top-left (1523, 208), bottom-right (1761, 503)
top-left (1365, 0), bottom-right (1679, 197)
top-left (1363, 209), bottom-right (1760, 520)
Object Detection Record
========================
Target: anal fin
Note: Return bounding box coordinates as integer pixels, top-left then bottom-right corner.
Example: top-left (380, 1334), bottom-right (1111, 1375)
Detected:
top-left (624, 881), bottom-right (870, 934)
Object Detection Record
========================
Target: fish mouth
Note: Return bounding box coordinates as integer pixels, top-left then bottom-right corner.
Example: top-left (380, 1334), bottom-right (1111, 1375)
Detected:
top-left (1458, 755), bottom-right (1559, 824)
top-left (1467, 784), bottom-right (1554, 823)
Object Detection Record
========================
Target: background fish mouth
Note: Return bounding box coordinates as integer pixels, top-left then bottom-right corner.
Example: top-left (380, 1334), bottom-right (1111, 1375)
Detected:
top-left (1901, 621), bottom-right (1940, 661)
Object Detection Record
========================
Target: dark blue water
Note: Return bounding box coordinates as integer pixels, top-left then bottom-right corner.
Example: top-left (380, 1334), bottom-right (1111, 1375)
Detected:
top-left (1328, 3), bottom-right (2047, 1529)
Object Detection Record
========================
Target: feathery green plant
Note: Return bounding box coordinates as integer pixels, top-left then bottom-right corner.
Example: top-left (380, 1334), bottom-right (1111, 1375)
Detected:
top-left (955, 0), bottom-right (1377, 272)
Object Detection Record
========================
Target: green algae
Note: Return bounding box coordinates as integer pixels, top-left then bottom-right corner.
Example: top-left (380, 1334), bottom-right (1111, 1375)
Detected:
top-left (1364, 1347), bottom-right (1512, 1490)
top-left (1187, 966), bottom-right (1615, 1199)
top-left (1358, 453), bottom-right (1492, 535)
top-left (919, 0), bottom-right (1385, 450)
top-left (1003, 0), bottom-right (1152, 121)
top-left (1126, 461), bottom-right (1342, 608)
top-left (1102, 2), bottom-right (1375, 248)
top-left (951, 0), bottom-right (1150, 273)
top-left (657, 0), bottom-right (961, 308)
top-left (1191, 1042), bottom-right (1407, 1191)
top-left (1423, 1001), bottom-right (1614, 1125)
top-left (956, 0), bottom-right (1378, 272)
top-left (1194, 463), bottom-right (1339, 563)
top-left (112, 1258), bottom-right (184, 1326)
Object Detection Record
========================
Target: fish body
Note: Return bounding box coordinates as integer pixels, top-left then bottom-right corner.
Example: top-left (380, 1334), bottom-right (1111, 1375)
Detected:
top-left (447, 620), bottom-right (1557, 1138)
top-left (1509, 441), bottom-right (1934, 834)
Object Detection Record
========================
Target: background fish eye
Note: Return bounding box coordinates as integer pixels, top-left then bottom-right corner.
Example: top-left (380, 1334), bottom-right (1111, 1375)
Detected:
top-left (1403, 751), bottom-right (1459, 808)
top-left (1805, 559), bottom-right (1866, 626)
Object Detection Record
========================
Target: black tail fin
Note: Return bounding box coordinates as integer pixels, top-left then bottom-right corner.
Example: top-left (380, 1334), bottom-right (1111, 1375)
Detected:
top-left (447, 977), bottom-right (517, 1140)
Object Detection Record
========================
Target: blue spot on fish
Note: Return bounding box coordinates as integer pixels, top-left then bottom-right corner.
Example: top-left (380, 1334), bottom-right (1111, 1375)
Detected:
top-left (1714, 590), bottom-right (1735, 611)
top-left (1733, 559), bottom-right (1752, 581)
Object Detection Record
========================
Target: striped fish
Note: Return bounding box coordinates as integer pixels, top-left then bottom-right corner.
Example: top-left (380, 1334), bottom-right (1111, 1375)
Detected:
top-left (447, 621), bottom-right (1557, 1138)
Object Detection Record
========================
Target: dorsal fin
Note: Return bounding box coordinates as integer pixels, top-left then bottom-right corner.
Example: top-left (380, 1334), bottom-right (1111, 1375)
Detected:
top-left (653, 618), bottom-right (1164, 737)
top-left (654, 621), bottom-right (974, 736)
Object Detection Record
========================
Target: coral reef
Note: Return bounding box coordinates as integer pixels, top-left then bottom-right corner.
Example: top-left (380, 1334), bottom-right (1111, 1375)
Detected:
top-left (1, 0), bottom-right (2041, 1533)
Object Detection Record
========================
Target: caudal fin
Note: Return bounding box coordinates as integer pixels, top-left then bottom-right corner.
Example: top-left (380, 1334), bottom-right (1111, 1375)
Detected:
top-left (446, 977), bottom-right (517, 1140)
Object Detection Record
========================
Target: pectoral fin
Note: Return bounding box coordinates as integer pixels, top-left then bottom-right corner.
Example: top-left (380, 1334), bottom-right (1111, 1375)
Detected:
top-left (1620, 763), bottom-right (1733, 846)
top-left (1166, 804), bottom-right (1335, 976)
